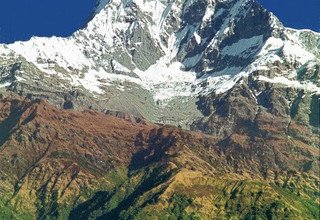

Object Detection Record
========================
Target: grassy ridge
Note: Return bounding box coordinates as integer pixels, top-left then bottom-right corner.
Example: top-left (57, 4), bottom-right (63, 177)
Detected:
top-left (2, 167), bottom-right (318, 219)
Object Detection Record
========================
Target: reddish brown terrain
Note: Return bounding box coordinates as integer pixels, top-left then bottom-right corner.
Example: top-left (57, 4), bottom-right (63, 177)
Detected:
top-left (0, 94), bottom-right (319, 219)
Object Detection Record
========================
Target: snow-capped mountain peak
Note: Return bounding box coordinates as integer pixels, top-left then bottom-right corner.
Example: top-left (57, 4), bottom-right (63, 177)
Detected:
top-left (0, 0), bottom-right (319, 116)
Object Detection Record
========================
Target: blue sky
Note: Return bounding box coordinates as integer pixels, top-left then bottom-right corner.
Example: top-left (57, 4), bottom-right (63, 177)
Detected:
top-left (0, 0), bottom-right (95, 43)
top-left (0, 0), bottom-right (319, 43)
top-left (258, 0), bottom-right (320, 31)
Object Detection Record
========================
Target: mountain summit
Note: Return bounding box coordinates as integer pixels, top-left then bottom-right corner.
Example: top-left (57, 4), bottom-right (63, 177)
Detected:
top-left (0, 0), bottom-right (318, 127)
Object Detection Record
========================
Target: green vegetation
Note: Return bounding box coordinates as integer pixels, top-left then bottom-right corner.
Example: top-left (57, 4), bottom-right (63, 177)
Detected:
top-left (0, 198), bottom-right (34, 220)
top-left (1, 169), bottom-right (319, 219)
top-left (165, 194), bottom-right (200, 220)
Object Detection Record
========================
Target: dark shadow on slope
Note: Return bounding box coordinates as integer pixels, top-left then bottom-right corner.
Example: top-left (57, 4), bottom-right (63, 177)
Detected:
top-left (129, 128), bottom-right (176, 172)
top-left (68, 191), bottom-right (110, 220)
top-left (68, 166), bottom-right (173, 220)
top-left (309, 95), bottom-right (319, 128)
top-left (97, 166), bottom-right (173, 220)
top-left (0, 99), bottom-right (34, 147)
top-left (68, 128), bottom-right (177, 220)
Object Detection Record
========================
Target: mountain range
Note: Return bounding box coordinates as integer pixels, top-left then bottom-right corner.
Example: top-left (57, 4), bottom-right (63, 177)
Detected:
top-left (0, 0), bottom-right (319, 219)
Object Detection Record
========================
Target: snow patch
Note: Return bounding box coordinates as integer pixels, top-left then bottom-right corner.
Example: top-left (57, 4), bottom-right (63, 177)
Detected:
top-left (0, 82), bottom-right (11, 88)
top-left (221, 35), bottom-right (264, 57)
top-left (8, 36), bottom-right (91, 72)
top-left (202, 5), bottom-right (215, 22)
top-left (194, 32), bottom-right (201, 44)
top-left (95, 0), bottom-right (111, 14)
top-left (282, 41), bottom-right (315, 64)
top-left (257, 75), bottom-right (320, 94)
top-left (134, 59), bottom-right (197, 102)
top-left (111, 60), bottom-right (131, 73)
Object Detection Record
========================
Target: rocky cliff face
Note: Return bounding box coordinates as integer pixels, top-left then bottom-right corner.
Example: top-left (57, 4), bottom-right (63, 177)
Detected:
top-left (0, 0), bottom-right (319, 128)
